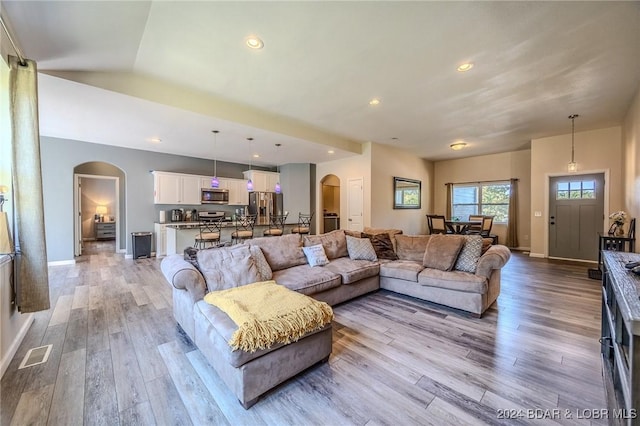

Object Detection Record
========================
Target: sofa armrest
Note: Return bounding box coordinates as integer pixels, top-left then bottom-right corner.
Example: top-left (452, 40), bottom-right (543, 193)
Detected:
top-left (160, 255), bottom-right (206, 301)
top-left (475, 245), bottom-right (511, 279)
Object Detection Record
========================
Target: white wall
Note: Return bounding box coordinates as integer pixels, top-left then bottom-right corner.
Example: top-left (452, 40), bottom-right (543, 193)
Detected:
top-left (316, 144), bottom-right (372, 232)
top-left (623, 85), bottom-right (640, 244)
top-left (530, 126), bottom-right (623, 257)
top-left (434, 150), bottom-right (531, 248)
top-left (370, 143), bottom-right (434, 235)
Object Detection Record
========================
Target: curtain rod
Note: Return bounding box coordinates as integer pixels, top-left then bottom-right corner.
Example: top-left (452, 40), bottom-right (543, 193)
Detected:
top-left (0, 14), bottom-right (26, 66)
top-left (445, 178), bottom-right (519, 186)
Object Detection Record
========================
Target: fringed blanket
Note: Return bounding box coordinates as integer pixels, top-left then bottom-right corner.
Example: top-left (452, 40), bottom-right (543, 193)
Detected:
top-left (203, 280), bottom-right (334, 353)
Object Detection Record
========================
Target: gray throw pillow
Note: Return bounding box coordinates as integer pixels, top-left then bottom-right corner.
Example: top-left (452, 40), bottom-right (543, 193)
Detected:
top-left (346, 235), bottom-right (378, 261)
top-left (454, 235), bottom-right (483, 273)
top-left (249, 245), bottom-right (273, 280)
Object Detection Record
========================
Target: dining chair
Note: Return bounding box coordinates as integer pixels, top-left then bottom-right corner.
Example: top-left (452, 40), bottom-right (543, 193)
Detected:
top-left (479, 216), bottom-right (494, 237)
top-left (467, 215), bottom-right (484, 233)
top-left (231, 213), bottom-right (257, 244)
top-left (263, 213), bottom-right (288, 237)
top-left (194, 218), bottom-right (222, 249)
top-left (291, 212), bottom-right (313, 235)
top-left (426, 214), bottom-right (448, 234)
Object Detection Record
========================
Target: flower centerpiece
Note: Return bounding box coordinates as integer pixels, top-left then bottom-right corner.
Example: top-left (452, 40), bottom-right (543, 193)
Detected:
top-left (608, 211), bottom-right (628, 236)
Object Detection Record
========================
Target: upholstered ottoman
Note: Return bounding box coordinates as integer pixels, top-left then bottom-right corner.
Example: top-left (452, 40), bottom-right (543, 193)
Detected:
top-left (193, 289), bottom-right (333, 409)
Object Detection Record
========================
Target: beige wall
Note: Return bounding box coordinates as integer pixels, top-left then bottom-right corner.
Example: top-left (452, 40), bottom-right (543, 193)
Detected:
top-left (370, 143), bottom-right (434, 235)
top-left (316, 143), bottom-right (372, 232)
top-left (433, 150), bottom-right (531, 249)
top-left (530, 126), bottom-right (623, 257)
top-left (623, 86), bottom-right (640, 245)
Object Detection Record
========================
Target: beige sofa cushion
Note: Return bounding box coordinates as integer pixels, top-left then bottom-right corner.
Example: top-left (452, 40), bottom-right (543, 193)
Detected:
top-left (379, 260), bottom-right (424, 282)
top-left (272, 264), bottom-right (342, 295)
top-left (418, 268), bottom-right (487, 293)
top-left (304, 230), bottom-right (348, 260)
top-left (395, 234), bottom-right (431, 262)
top-left (324, 257), bottom-right (380, 284)
top-left (196, 245), bottom-right (263, 292)
top-left (249, 234), bottom-right (307, 272)
top-left (423, 234), bottom-right (465, 271)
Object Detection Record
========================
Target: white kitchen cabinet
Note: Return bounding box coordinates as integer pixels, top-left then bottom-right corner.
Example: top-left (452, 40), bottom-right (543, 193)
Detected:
top-left (227, 179), bottom-right (249, 205)
top-left (243, 170), bottom-right (279, 193)
top-left (200, 177), bottom-right (214, 190)
top-left (153, 171), bottom-right (201, 205)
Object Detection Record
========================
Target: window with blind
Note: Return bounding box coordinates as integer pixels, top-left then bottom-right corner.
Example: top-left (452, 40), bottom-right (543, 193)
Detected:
top-left (451, 182), bottom-right (510, 223)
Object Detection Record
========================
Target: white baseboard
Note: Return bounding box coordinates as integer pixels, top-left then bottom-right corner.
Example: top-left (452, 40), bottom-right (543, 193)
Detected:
top-left (548, 256), bottom-right (597, 264)
top-left (124, 254), bottom-right (133, 259)
top-left (48, 259), bottom-right (76, 266)
top-left (118, 249), bottom-right (126, 254)
top-left (529, 252), bottom-right (546, 258)
top-left (0, 313), bottom-right (34, 379)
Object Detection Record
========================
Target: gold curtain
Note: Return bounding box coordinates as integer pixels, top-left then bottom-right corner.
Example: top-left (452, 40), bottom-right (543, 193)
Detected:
top-left (445, 183), bottom-right (452, 218)
top-left (505, 178), bottom-right (519, 248)
top-left (10, 55), bottom-right (50, 312)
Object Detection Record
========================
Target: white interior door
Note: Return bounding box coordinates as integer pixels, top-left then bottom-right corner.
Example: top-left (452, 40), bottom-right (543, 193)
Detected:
top-left (347, 177), bottom-right (364, 232)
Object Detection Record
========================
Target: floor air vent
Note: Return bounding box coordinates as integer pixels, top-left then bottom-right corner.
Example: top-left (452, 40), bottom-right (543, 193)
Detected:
top-left (18, 344), bottom-right (53, 369)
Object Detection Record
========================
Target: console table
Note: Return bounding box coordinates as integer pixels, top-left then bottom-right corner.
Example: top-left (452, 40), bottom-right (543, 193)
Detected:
top-left (95, 221), bottom-right (116, 240)
top-left (601, 251), bottom-right (640, 424)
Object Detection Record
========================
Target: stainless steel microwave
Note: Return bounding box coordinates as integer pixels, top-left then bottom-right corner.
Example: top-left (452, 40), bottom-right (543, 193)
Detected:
top-left (201, 188), bottom-right (229, 204)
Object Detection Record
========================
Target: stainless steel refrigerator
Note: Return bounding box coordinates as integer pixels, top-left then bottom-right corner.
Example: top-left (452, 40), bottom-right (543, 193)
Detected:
top-left (248, 192), bottom-right (284, 226)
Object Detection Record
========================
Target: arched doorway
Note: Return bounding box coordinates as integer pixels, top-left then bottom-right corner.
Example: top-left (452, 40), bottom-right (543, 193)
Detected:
top-left (73, 162), bottom-right (126, 256)
top-left (320, 174), bottom-right (340, 233)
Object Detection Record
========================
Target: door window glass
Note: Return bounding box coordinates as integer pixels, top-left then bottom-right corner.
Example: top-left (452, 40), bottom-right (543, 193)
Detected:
top-left (556, 180), bottom-right (596, 200)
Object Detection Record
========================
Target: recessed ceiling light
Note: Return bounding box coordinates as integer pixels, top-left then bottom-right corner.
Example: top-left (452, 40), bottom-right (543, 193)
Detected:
top-left (245, 36), bottom-right (264, 49)
top-left (369, 98), bottom-right (381, 106)
top-left (328, 150), bottom-right (335, 154)
top-left (457, 63), bottom-right (474, 72)
top-left (450, 142), bottom-right (467, 150)
top-left (148, 137), bottom-right (162, 143)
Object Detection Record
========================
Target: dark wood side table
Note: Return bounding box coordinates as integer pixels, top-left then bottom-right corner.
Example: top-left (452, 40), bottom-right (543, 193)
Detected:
top-left (598, 233), bottom-right (636, 272)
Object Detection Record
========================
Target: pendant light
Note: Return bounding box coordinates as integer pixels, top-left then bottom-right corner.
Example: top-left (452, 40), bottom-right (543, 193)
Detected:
top-left (211, 130), bottom-right (219, 188)
top-left (274, 143), bottom-right (282, 194)
top-left (246, 137), bottom-right (254, 191)
top-left (568, 114), bottom-right (579, 173)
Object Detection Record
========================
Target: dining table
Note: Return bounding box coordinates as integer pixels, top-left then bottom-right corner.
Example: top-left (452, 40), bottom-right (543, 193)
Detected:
top-left (445, 220), bottom-right (481, 234)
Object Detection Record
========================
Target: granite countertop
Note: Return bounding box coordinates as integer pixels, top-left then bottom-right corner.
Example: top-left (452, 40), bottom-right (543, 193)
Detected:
top-left (164, 221), bottom-right (298, 230)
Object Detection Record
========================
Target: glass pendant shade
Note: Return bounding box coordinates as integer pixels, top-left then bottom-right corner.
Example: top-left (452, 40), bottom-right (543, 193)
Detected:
top-left (247, 179), bottom-right (253, 191)
top-left (567, 162), bottom-right (577, 173)
top-left (275, 182), bottom-right (281, 194)
top-left (211, 176), bottom-right (219, 188)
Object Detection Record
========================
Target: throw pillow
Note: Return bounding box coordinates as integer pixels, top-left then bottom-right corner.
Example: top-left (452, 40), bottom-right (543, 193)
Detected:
top-left (423, 234), bottom-right (465, 271)
top-left (344, 229), bottom-right (363, 238)
top-left (184, 246), bottom-right (199, 267)
top-left (362, 232), bottom-right (399, 260)
top-left (302, 244), bottom-right (330, 267)
top-left (196, 245), bottom-right (263, 292)
top-left (454, 235), bottom-right (483, 273)
top-left (249, 245), bottom-right (273, 280)
top-left (346, 235), bottom-right (378, 261)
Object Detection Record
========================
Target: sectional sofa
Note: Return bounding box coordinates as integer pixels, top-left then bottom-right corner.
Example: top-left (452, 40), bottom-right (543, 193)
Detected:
top-left (160, 229), bottom-right (510, 407)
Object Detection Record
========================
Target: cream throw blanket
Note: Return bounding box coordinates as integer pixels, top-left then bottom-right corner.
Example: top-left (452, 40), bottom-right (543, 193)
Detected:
top-left (203, 280), bottom-right (334, 353)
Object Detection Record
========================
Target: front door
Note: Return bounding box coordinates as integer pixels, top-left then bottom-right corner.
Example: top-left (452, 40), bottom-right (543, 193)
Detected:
top-left (548, 173), bottom-right (604, 261)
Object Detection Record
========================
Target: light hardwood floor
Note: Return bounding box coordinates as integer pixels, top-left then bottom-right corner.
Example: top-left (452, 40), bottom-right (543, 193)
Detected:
top-left (2, 242), bottom-right (608, 425)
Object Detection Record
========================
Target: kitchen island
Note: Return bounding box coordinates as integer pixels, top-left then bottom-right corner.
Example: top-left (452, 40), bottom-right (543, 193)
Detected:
top-left (163, 221), bottom-right (300, 256)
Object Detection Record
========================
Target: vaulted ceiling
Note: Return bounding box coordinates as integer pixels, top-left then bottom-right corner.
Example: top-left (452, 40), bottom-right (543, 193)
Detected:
top-left (2, 1), bottom-right (639, 166)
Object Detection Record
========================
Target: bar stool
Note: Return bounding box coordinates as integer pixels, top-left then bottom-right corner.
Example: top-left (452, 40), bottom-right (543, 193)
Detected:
top-left (263, 213), bottom-right (288, 237)
top-left (291, 212), bottom-right (313, 235)
top-left (231, 214), bottom-right (256, 244)
top-left (194, 219), bottom-right (222, 249)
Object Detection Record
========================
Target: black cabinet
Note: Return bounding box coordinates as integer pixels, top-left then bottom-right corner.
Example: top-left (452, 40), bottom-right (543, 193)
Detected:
top-left (601, 251), bottom-right (640, 424)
